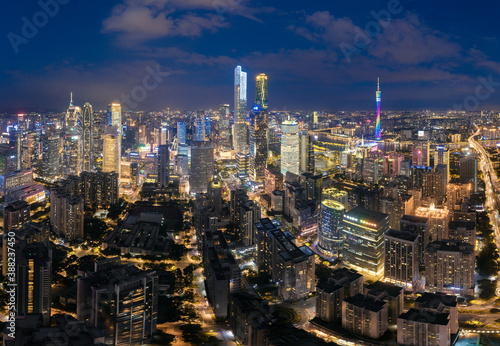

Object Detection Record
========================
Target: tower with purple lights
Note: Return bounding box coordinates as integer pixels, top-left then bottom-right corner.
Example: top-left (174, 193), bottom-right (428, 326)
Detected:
top-left (375, 78), bottom-right (381, 139)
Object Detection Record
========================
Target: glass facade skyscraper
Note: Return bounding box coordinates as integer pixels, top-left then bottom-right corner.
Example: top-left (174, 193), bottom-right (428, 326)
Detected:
top-left (63, 93), bottom-right (82, 178)
top-left (82, 102), bottom-right (93, 172)
top-left (234, 65), bottom-right (248, 155)
top-left (281, 120), bottom-right (299, 176)
top-left (177, 121), bottom-right (186, 145)
top-left (341, 206), bottom-right (389, 278)
top-left (318, 200), bottom-right (345, 257)
top-left (255, 73), bottom-right (268, 110)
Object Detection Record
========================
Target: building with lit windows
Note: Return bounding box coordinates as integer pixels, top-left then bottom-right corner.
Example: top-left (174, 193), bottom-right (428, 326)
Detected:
top-left (255, 73), bottom-right (268, 110)
top-left (190, 141), bottom-right (214, 194)
top-left (50, 189), bottom-right (84, 241)
top-left (63, 94), bottom-right (82, 178)
top-left (177, 121), bottom-right (186, 145)
top-left (384, 229), bottom-right (419, 289)
top-left (425, 240), bottom-right (475, 297)
top-left (15, 239), bottom-right (52, 325)
top-left (77, 258), bottom-right (158, 345)
top-left (4, 200), bottom-right (30, 231)
top-left (318, 200), bottom-right (345, 257)
top-left (415, 205), bottom-right (450, 244)
top-left (412, 140), bottom-right (430, 166)
top-left (249, 106), bottom-right (268, 182)
top-left (281, 120), bottom-right (300, 176)
top-left (342, 293), bottom-right (388, 339)
top-left (255, 218), bottom-right (315, 300)
top-left (322, 187), bottom-right (349, 207)
top-left (234, 66), bottom-right (248, 175)
top-left (82, 102), bottom-right (93, 172)
top-left (157, 145), bottom-right (169, 187)
top-left (102, 126), bottom-right (120, 176)
top-left (341, 207), bottom-right (389, 278)
top-left (397, 308), bottom-right (450, 346)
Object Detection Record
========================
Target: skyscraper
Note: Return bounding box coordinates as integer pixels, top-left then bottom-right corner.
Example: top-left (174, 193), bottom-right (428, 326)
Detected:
top-left (234, 66), bottom-right (248, 154)
top-left (82, 102), bottom-right (93, 172)
top-left (157, 145), bottom-right (169, 187)
top-left (107, 103), bottom-right (122, 175)
top-left (255, 73), bottom-right (268, 110)
top-left (234, 66), bottom-right (248, 176)
top-left (318, 200), bottom-right (345, 257)
top-left (102, 126), bottom-right (120, 176)
top-left (281, 120), bottom-right (299, 175)
top-left (195, 110), bottom-right (206, 141)
top-left (63, 93), bottom-right (82, 177)
top-left (249, 106), bottom-right (268, 181)
top-left (375, 78), bottom-right (381, 139)
top-left (190, 141), bottom-right (214, 194)
top-left (42, 134), bottom-right (60, 180)
top-left (177, 121), bottom-right (186, 145)
top-left (218, 104), bottom-right (231, 150)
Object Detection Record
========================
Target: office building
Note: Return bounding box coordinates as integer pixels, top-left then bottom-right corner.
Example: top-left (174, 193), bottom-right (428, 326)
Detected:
top-left (81, 102), bottom-right (93, 172)
top-left (299, 131), bottom-right (314, 174)
top-left (157, 145), bottom-right (169, 187)
top-left (234, 66), bottom-right (248, 155)
top-left (190, 141), bottom-right (214, 194)
top-left (384, 229), bottom-right (420, 289)
top-left (63, 94), bottom-right (82, 178)
top-left (218, 104), bottom-right (232, 150)
top-left (255, 218), bottom-right (315, 300)
top-left (77, 258), bottom-right (158, 345)
top-left (425, 240), bottom-right (475, 296)
top-left (255, 73), bottom-right (268, 110)
top-left (102, 126), bottom-right (121, 176)
top-left (41, 134), bottom-right (60, 180)
top-left (342, 294), bottom-right (388, 339)
top-left (240, 200), bottom-right (261, 246)
top-left (15, 240), bottom-right (52, 325)
top-left (281, 121), bottom-right (300, 176)
top-left (301, 173), bottom-right (322, 201)
top-left (317, 200), bottom-right (345, 257)
top-left (249, 106), bottom-right (268, 182)
top-left (265, 167), bottom-right (283, 196)
top-left (433, 146), bottom-right (450, 180)
top-left (397, 309), bottom-right (450, 346)
top-left (341, 207), bottom-right (389, 278)
top-left (195, 110), bottom-right (206, 141)
top-left (322, 187), bottom-right (349, 207)
top-left (0, 169), bottom-right (34, 195)
top-left (316, 268), bottom-right (363, 322)
top-left (177, 121), bottom-right (186, 145)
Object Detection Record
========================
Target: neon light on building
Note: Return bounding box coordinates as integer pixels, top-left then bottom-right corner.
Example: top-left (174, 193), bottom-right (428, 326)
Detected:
top-left (375, 78), bottom-right (381, 139)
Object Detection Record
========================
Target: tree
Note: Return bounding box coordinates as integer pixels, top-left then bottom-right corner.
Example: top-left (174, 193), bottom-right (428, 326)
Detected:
top-left (479, 279), bottom-right (497, 300)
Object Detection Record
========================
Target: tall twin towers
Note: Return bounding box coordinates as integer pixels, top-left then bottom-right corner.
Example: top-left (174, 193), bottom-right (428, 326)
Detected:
top-left (234, 66), bottom-right (268, 180)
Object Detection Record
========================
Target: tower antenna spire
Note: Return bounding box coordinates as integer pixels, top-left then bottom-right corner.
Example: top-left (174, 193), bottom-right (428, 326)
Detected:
top-left (377, 77), bottom-right (380, 91)
top-left (70, 92), bottom-right (73, 106)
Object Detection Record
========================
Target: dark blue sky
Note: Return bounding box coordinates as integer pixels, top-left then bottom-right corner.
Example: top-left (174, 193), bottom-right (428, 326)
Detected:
top-left (1, 0), bottom-right (500, 113)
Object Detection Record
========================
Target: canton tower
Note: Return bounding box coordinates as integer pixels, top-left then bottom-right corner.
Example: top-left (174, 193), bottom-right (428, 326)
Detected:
top-left (375, 78), bottom-right (381, 139)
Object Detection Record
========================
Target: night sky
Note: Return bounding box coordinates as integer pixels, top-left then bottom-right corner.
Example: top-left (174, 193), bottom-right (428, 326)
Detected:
top-left (1, 0), bottom-right (500, 113)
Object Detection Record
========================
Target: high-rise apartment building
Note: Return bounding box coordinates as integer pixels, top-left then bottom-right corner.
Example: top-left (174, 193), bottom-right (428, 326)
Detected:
top-left (4, 200), bottom-right (30, 231)
top-left (459, 154), bottom-right (478, 192)
top-left (397, 309), bottom-right (450, 346)
top-left (342, 294), bottom-right (388, 339)
top-left (81, 171), bottom-right (119, 209)
top-left (318, 200), bottom-right (345, 257)
top-left (50, 189), bottom-right (84, 240)
top-left (412, 140), bottom-right (430, 166)
top-left (41, 134), bottom-right (60, 180)
top-left (425, 240), bottom-right (475, 296)
top-left (82, 102), bottom-right (93, 172)
top-left (255, 218), bottom-right (315, 300)
top-left (341, 207), bottom-right (389, 278)
top-left (384, 229), bottom-right (420, 289)
top-left (281, 120), bottom-right (299, 176)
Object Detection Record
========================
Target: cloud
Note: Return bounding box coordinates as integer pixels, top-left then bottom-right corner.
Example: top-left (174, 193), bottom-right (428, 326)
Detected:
top-left (291, 11), bottom-right (462, 65)
top-left (102, 0), bottom-right (272, 42)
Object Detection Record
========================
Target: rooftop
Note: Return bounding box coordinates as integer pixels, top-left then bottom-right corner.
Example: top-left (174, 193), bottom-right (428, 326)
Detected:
top-left (399, 308), bottom-right (449, 325)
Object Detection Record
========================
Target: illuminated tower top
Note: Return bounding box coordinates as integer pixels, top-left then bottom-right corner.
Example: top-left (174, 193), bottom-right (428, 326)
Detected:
top-left (255, 73), bottom-right (268, 110)
top-left (375, 78), bottom-right (381, 139)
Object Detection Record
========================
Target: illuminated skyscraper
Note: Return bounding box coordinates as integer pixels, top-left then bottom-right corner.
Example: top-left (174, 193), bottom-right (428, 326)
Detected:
top-left (281, 120), bottom-right (299, 175)
top-left (157, 145), bottom-right (169, 187)
top-left (63, 93), bottom-right (82, 177)
top-left (375, 78), bottom-right (381, 139)
top-left (107, 103), bottom-right (122, 175)
top-left (218, 104), bottom-right (231, 150)
top-left (249, 105), bottom-right (268, 182)
top-left (177, 121), bottom-right (186, 145)
top-left (195, 110), bottom-right (206, 141)
top-left (82, 102), bottom-right (93, 172)
top-left (42, 135), bottom-right (60, 180)
top-left (102, 126), bottom-right (120, 176)
top-left (255, 73), bottom-right (268, 110)
top-left (318, 200), bottom-right (345, 257)
top-left (234, 66), bottom-right (248, 153)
